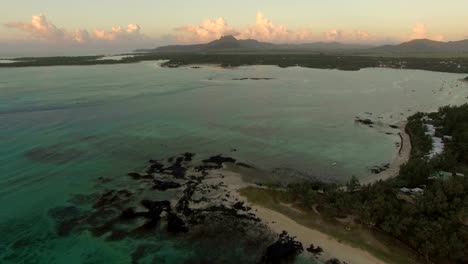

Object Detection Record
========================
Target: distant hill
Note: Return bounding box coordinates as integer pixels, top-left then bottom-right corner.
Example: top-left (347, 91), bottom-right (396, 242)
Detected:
top-left (371, 39), bottom-right (468, 53)
top-left (135, 35), bottom-right (372, 53)
top-left (135, 35), bottom-right (274, 53)
top-left (135, 36), bottom-right (468, 54)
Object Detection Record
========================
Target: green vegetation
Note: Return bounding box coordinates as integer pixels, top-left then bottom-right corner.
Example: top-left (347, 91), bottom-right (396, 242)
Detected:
top-left (1, 53), bottom-right (468, 73)
top-left (242, 104), bottom-right (468, 264)
top-left (240, 187), bottom-right (423, 264)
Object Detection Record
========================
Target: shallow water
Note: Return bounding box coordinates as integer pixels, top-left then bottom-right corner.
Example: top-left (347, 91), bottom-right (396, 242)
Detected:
top-left (0, 59), bottom-right (16, 64)
top-left (0, 62), bottom-right (467, 263)
top-left (96, 55), bottom-right (136, 61)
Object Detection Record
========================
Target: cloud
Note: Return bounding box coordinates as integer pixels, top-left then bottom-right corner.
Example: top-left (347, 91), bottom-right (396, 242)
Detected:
top-left (5, 15), bottom-right (147, 44)
top-left (410, 23), bottom-right (444, 41)
top-left (5, 15), bottom-right (67, 40)
top-left (93, 24), bottom-right (143, 41)
top-left (175, 12), bottom-right (314, 43)
top-left (324, 29), bottom-right (373, 43)
top-left (238, 12), bottom-right (313, 42)
top-left (175, 12), bottom-right (383, 44)
top-left (175, 17), bottom-right (238, 43)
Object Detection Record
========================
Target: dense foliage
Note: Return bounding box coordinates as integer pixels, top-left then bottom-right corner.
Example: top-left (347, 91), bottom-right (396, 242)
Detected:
top-left (1, 53), bottom-right (468, 73)
top-left (287, 104), bottom-right (468, 264)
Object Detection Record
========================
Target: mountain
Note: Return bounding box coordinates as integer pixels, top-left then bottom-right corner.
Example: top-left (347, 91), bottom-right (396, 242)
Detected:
top-left (135, 36), bottom-right (468, 54)
top-left (135, 35), bottom-right (372, 53)
top-left (135, 35), bottom-right (274, 53)
top-left (372, 39), bottom-right (468, 53)
top-left (277, 42), bottom-right (371, 51)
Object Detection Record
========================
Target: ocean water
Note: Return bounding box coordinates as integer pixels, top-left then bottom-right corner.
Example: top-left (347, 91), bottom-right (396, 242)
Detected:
top-left (0, 62), bottom-right (467, 263)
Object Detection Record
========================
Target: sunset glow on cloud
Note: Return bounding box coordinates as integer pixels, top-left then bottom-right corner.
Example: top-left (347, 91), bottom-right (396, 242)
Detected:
top-left (1, 0), bottom-right (467, 56)
top-left (5, 15), bottom-right (147, 43)
top-left (4, 13), bottom-right (449, 46)
top-left (175, 12), bottom-right (386, 44)
top-left (410, 23), bottom-right (444, 41)
top-left (175, 12), bottom-right (317, 43)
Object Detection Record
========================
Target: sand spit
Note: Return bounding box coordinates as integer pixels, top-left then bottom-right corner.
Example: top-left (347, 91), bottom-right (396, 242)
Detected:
top-left (362, 121), bottom-right (411, 184)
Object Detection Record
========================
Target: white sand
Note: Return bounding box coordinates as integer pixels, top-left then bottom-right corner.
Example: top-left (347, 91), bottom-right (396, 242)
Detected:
top-left (251, 204), bottom-right (389, 264)
top-left (216, 168), bottom-right (390, 264)
top-left (362, 121), bottom-right (411, 184)
top-left (217, 122), bottom-right (413, 264)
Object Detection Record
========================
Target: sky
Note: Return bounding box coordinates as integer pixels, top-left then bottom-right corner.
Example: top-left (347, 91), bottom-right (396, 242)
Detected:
top-left (1, 0), bottom-right (468, 56)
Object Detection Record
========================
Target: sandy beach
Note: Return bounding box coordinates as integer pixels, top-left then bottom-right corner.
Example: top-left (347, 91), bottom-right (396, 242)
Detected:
top-left (227, 123), bottom-right (412, 264)
top-left (207, 121), bottom-right (413, 264)
top-left (213, 169), bottom-right (390, 264)
top-left (251, 205), bottom-right (389, 264)
top-left (362, 121), bottom-right (411, 184)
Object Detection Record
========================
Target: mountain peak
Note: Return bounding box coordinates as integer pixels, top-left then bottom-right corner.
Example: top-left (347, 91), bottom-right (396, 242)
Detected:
top-left (218, 35), bottom-right (238, 42)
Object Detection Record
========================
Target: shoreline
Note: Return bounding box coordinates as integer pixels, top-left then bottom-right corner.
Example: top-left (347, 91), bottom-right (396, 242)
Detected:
top-left (249, 204), bottom-right (389, 264)
top-left (230, 122), bottom-right (412, 264)
top-left (362, 121), bottom-right (411, 184)
top-left (220, 169), bottom-right (392, 264)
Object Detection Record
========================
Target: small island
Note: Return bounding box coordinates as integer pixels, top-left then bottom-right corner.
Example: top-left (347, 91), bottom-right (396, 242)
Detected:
top-left (1, 36), bottom-right (468, 74)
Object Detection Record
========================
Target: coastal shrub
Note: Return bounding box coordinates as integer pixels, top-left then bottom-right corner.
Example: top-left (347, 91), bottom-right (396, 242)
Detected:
top-left (285, 105), bottom-right (468, 264)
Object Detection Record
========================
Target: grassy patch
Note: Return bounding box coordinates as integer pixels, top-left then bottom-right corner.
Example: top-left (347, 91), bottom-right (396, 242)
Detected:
top-left (240, 187), bottom-right (424, 264)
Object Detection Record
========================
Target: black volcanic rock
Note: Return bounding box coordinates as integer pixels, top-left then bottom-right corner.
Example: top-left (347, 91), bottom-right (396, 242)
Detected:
top-left (306, 244), bottom-right (324, 256)
top-left (128, 172), bottom-right (152, 180)
top-left (141, 200), bottom-right (171, 213)
top-left (120, 207), bottom-right (138, 220)
top-left (355, 118), bottom-right (374, 126)
top-left (358, 119), bottom-right (373, 125)
top-left (183, 152), bottom-right (195, 162)
top-left (236, 162), bottom-right (255, 169)
top-left (325, 259), bottom-right (344, 264)
top-left (261, 231), bottom-right (303, 264)
top-left (153, 180), bottom-right (182, 191)
top-left (202, 155), bottom-right (237, 167)
top-left (48, 206), bottom-right (85, 236)
top-left (167, 212), bottom-right (188, 233)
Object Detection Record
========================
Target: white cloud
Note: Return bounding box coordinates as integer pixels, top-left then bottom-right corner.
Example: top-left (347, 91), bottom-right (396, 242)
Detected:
top-left (410, 23), bottom-right (444, 41)
top-left (93, 24), bottom-right (142, 40)
top-left (5, 15), bottom-right (147, 44)
top-left (238, 12), bottom-right (313, 42)
top-left (175, 17), bottom-right (238, 43)
top-left (174, 12), bottom-right (382, 44)
top-left (5, 15), bottom-right (67, 40)
top-left (324, 29), bottom-right (373, 43)
top-left (176, 12), bottom-right (314, 43)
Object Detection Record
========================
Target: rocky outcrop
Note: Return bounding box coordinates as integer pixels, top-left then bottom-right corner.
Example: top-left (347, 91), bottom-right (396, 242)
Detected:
top-left (153, 180), bottom-right (182, 191)
top-left (355, 118), bottom-right (374, 126)
top-left (48, 152), bottom-right (278, 263)
top-left (370, 163), bottom-right (390, 174)
top-left (306, 244), bottom-right (324, 256)
top-left (261, 231), bottom-right (303, 263)
top-left (167, 212), bottom-right (188, 233)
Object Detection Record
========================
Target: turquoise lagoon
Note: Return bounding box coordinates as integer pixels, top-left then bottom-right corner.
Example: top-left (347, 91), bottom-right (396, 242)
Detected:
top-left (0, 62), bottom-right (467, 263)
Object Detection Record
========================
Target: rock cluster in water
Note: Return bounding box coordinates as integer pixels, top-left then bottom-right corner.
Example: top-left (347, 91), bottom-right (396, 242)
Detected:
top-left (355, 117), bottom-right (375, 127)
top-left (44, 151), bottom-right (350, 263)
top-left (370, 163), bottom-right (390, 174)
top-left (232, 77), bottom-right (275, 81)
top-left (261, 231), bottom-right (304, 264)
top-left (47, 152), bottom-right (287, 263)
